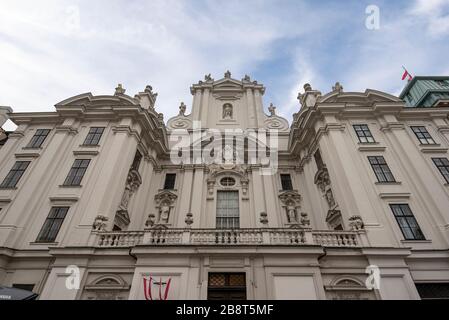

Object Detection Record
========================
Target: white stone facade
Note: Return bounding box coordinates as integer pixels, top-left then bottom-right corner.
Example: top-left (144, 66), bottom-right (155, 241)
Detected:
top-left (0, 73), bottom-right (449, 300)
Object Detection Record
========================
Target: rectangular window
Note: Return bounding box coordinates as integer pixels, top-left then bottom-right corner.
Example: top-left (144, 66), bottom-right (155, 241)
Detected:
top-left (63, 159), bottom-right (90, 186)
top-left (0, 161), bottom-right (30, 188)
top-left (216, 191), bottom-right (239, 229)
top-left (432, 158), bottom-right (449, 183)
top-left (26, 129), bottom-right (50, 148)
top-left (131, 150), bottom-right (142, 171)
top-left (390, 204), bottom-right (425, 240)
top-left (368, 156), bottom-right (395, 182)
top-left (82, 127), bottom-right (105, 146)
top-left (163, 173), bottom-right (176, 190)
top-left (411, 126), bottom-right (436, 145)
top-left (36, 207), bottom-right (69, 242)
top-left (280, 174), bottom-right (293, 191)
top-left (353, 124), bottom-right (375, 143)
top-left (314, 149), bottom-right (325, 170)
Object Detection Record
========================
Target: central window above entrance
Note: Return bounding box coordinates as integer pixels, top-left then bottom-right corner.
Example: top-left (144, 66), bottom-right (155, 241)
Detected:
top-left (216, 190), bottom-right (239, 229)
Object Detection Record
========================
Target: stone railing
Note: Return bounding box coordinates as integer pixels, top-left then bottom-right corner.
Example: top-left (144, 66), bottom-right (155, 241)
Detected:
top-left (96, 231), bottom-right (145, 247)
top-left (312, 230), bottom-right (361, 247)
top-left (93, 228), bottom-right (368, 248)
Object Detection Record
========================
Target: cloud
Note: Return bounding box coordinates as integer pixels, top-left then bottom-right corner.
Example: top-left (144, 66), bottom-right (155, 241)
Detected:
top-left (0, 0), bottom-right (448, 133)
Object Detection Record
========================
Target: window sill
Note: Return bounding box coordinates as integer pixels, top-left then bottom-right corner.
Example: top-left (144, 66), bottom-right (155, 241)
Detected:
top-left (73, 150), bottom-right (99, 156)
top-left (357, 142), bottom-right (379, 145)
top-left (358, 144), bottom-right (386, 152)
top-left (375, 181), bottom-right (401, 185)
top-left (79, 144), bottom-right (100, 148)
top-left (400, 239), bottom-right (431, 244)
top-left (29, 241), bottom-right (59, 246)
top-left (22, 147), bottom-right (43, 150)
top-left (420, 146), bottom-right (448, 153)
top-left (0, 187), bottom-right (18, 190)
top-left (59, 185), bottom-right (83, 188)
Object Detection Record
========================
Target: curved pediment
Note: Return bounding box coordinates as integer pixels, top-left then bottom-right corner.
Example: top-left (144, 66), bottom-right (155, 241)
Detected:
top-left (55, 92), bottom-right (139, 107)
top-left (319, 89), bottom-right (402, 105)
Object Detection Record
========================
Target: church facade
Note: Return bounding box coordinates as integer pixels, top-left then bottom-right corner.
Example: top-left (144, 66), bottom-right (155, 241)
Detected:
top-left (0, 73), bottom-right (449, 300)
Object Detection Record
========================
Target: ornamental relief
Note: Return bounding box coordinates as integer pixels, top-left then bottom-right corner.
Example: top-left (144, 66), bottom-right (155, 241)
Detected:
top-left (278, 190), bottom-right (310, 227)
top-left (146, 190), bottom-right (178, 227)
top-left (206, 163), bottom-right (249, 200)
top-left (114, 169), bottom-right (142, 229)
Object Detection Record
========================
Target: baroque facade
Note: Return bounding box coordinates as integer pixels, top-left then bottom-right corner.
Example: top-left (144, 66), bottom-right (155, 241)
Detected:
top-left (1, 73), bottom-right (449, 300)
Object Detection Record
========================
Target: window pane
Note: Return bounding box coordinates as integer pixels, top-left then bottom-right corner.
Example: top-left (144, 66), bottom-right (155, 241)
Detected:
top-left (0, 161), bottom-right (30, 188)
top-left (36, 207), bottom-right (68, 242)
top-left (432, 158), bottom-right (449, 183)
top-left (164, 174), bottom-right (176, 189)
top-left (63, 159), bottom-right (90, 186)
top-left (280, 174), bottom-right (293, 190)
top-left (390, 204), bottom-right (425, 240)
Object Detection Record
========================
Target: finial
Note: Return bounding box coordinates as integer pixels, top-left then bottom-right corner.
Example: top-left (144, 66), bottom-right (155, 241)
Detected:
top-left (332, 82), bottom-right (343, 92)
top-left (268, 103), bottom-right (276, 116)
top-left (115, 84), bottom-right (126, 95)
top-left (224, 70), bottom-right (231, 78)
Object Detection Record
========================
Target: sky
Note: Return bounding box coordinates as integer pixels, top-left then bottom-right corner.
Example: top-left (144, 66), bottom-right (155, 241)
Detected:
top-left (1, 0), bottom-right (449, 131)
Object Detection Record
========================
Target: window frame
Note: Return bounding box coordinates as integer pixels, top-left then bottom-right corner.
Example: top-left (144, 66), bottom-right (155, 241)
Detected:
top-left (432, 157), bottom-right (449, 184)
top-left (410, 126), bottom-right (436, 145)
top-left (389, 204), bottom-right (425, 241)
top-left (63, 159), bottom-right (91, 186)
top-left (353, 124), bottom-right (376, 143)
top-left (26, 129), bottom-right (51, 149)
top-left (82, 127), bottom-right (105, 146)
top-left (0, 161), bottom-right (31, 189)
top-left (368, 156), bottom-right (396, 183)
top-left (36, 207), bottom-right (69, 243)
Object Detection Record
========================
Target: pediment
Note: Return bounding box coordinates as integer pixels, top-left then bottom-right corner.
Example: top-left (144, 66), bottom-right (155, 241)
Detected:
top-left (213, 78), bottom-right (244, 89)
top-left (319, 89), bottom-right (402, 105)
top-left (55, 92), bottom-right (138, 107)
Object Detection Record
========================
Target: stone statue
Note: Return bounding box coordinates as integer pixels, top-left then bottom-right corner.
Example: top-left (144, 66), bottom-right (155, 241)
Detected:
top-left (93, 215), bottom-right (108, 231)
top-left (287, 205), bottom-right (298, 223)
top-left (179, 102), bottom-right (186, 116)
top-left (243, 74), bottom-right (251, 82)
top-left (185, 212), bottom-right (193, 227)
top-left (260, 212), bottom-right (268, 225)
top-left (300, 212), bottom-right (310, 227)
top-left (145, 213), bottom-right (155, 228)
top-left (223, 104), bottom-right (233, 119)
top-left (332, 82), bottom-right (344, 92)
top-left (204, 74), bottom-right (212, 81)
top-left (114, 84), bottom-right (126, 95)
top-left (224, 70), bottom-right (231, 78)
top-left (268, 103), bottom-right (276, 116)
top-left (349, 215), bottom-right (364, 231)
top-left (325, 189), bottom-right (336, 208)
top-left (159, 204), bottom-right (170, 224)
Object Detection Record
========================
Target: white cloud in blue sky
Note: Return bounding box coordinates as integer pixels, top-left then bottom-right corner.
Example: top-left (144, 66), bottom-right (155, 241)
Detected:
top-left (1, 0), bottom-right (449, 130)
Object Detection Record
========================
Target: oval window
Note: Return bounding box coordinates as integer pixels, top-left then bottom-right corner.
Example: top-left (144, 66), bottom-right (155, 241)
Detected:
top-left (220, 177), bottom-right (236, 187)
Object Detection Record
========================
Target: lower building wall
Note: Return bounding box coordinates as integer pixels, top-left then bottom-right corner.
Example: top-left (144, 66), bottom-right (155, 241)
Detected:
top-left (1, 247), bottom-right (448, 300)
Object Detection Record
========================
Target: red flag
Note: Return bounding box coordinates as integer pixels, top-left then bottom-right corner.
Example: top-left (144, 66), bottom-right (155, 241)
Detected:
top-left (401, 68), bottom-right (413, 81)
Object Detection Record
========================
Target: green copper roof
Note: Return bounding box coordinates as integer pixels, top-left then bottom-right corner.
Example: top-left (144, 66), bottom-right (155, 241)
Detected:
top-left (399, 76), bottom-right (449, 108)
